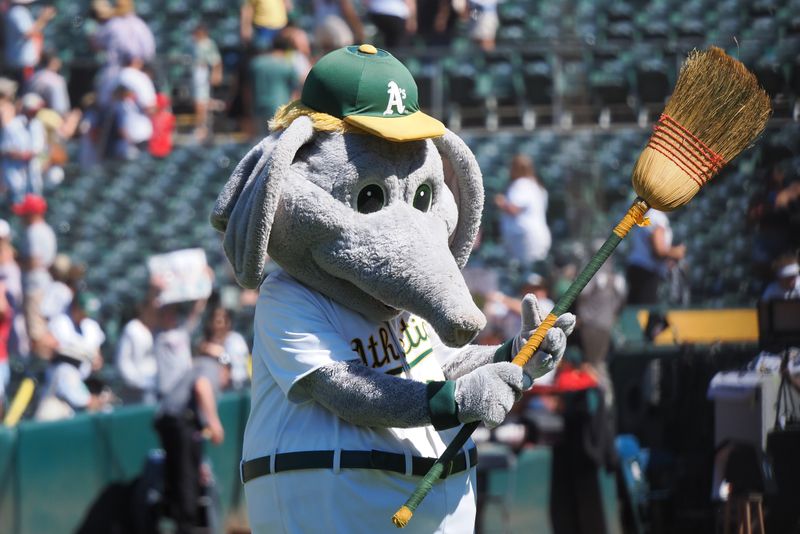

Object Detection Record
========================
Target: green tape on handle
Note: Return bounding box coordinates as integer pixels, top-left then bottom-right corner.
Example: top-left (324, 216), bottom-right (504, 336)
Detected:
top-left (399, 422), bottom-right (478, 515)
top-left (551, 232), bottom-right (623, 317)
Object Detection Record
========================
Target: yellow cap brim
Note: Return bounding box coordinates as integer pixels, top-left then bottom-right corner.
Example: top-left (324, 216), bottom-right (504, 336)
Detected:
top-left (344, 111), bottom-right (445, 142)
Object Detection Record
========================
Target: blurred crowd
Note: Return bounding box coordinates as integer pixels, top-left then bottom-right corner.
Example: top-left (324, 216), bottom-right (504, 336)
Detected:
top-left (0, 0), bottom-right (511, 418)
top-left (0, 0), bottom-right (508, 177)
top-left (0, 190), bottom-right (251, 422)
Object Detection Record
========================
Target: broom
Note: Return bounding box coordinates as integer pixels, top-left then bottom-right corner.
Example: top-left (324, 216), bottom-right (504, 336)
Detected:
top-left (392, 46), bottom-right (771, 528)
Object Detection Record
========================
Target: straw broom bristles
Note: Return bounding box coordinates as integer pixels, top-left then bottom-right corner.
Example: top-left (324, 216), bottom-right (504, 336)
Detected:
top-left (632, 47), bottom-right (772, 211)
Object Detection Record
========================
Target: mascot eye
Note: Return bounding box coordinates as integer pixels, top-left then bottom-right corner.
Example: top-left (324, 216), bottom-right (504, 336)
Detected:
top-left (413, 184), bottom-right (432, 212)
top-left (356, 184), bottom-right (385, 214)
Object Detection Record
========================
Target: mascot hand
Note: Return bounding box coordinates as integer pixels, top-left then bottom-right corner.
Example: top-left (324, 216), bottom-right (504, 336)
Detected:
top-left (512, 294), bottom-right (576, 384)
top-left (454, 362), bottom-right (524, 429)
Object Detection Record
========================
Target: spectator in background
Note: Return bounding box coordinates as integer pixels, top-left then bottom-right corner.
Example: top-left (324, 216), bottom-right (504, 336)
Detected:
top-left (91, 0), bottom-right (156, 65)
top-left (39, 254), bottom-right (83, 320)
top-left (1, 93), bottom-right (46, 202)
top-left (0, 277), bottom-right (13, 415)
top-left (3, 0), bottom-right (56, 84)
top-left (26, 50), bottom-right (70, 117)
top-left (465, 0), bottom-right (499, 51)
top-left (625, 208), bottom-right (685, 305)
top-left (762, 253), bottom-right (800, 301)
top-left (35, 292), bottom-right (109, 421)
top-left (197, 306), bottom-right (250, 390)
top-left (312, 0), bottom-right (364, 53)
top-left (190, 24), bottom-right (222, 142)
top-left (116, 54), bottom-right (156, 113)
top-left (495, 154), bottom-right (552, 269)
top-left (0, 220), bottom-right (26, 358)
top-left (748, 157), bottom-right (800, 280)
top-left (281, 24), bottom-right (312, 83)
top-left (365, 0), bottom-right (416, 48)
top-left (13, 193), bottom-right (57, 358)
top-left (0, 220), bottom-right (22, 307)
top-left (116, 284), bottom-right (160, 403)
top-left (153, 298), bottom-right (208, 400)
top-left (77, 93), bottom-right (103, 169)
top-left (0, 78), bottom-right (19, 126)
top-left (148, 93), bottom-right (175, 158)
top-left (241, 0), bottom-right (291, 50)
top-left (249, 36), bottom-right (298, 136)
top-left (576, 257), bottom-right (626, 405)
top-left (154, 342), bottom-right (230, 534)
top-left (417, 0), bottom-right (456, 47)
top-left (91, 0), bottom-right (156, 107)
top-left (37, 105), bottom-right (76, 189)
top-left (111, 85), bottom-right (152, 159)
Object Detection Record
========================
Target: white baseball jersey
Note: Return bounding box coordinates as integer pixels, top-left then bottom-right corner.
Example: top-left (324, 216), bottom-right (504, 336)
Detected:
top-left (243, 269), bottom-right (477, 533)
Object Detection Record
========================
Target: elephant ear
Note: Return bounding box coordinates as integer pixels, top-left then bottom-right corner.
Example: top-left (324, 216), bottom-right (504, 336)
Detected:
top-left (434, 129), bottom-right (484, 269)
top-left (210, 116), bottom-right (315, 289)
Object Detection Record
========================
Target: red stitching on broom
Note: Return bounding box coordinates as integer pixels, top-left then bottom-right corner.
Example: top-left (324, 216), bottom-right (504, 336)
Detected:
top-left (661, 114), bottom-right (726, 167)
top-left (653, 122), bottom-right (720, 179)
top-left (647, 139), bottom-right (705, 187)
top-left (650, 128), bottom-right (713, 184)
top-left (657, 122), bottom-right (715, 172)
top-left (647, 114), bottom-right (726, 186)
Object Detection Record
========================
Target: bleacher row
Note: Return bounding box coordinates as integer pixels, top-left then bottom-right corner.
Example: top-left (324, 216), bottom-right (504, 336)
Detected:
top-left (41, 0), bottom-right (800, 129)
top-left (30, 121), bottom-right (796, 344)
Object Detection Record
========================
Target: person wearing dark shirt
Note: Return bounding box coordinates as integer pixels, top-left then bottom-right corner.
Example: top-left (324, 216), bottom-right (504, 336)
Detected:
top-left (154, 352), bottom-right (231, 534)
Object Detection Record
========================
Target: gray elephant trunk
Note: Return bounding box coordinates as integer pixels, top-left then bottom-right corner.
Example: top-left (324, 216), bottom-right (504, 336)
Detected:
top-left (313, 209), bottom-right (486, 348)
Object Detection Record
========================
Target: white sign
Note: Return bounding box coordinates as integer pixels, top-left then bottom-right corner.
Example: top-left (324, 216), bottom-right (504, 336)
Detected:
top-left (147, 248), bottom-right (213, 305)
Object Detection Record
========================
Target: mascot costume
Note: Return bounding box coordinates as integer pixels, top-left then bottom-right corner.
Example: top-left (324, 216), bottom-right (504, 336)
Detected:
top-left (211, 44), bottom-right (575, 533)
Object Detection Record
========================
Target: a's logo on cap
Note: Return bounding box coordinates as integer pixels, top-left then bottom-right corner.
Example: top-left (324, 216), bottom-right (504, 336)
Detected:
top-left (383, 81), bottom-right (407, 116)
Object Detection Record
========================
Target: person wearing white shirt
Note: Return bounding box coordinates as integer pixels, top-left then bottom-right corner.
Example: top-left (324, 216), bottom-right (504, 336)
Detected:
top-left (26, 52), bottom-right (71, 116)
top-left (495, 154), bottom-right (552, 267)
top-left (116, 315), bottom-right (157, 403)
top-left (365, 0), bottom-right (416, 47)
top-left (4, 1), bottom-right (55, 80)
top-left (36, 292), bottom-right (108, 420)
top-left (116, 57), bottom-right (156, 111)
top-left (1, 94), bottom-right (46, 201)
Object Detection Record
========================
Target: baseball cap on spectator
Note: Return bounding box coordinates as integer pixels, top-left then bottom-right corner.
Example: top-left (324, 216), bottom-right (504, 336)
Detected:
top-left (21, 93), bottom-right (44, 112)
top-left (524, 273), bottom-right (546, 288)
top-left (0, 220), bottom-right (10, 240)
top-left (12, 194), bottom-right (48, 216)
top-left (778, 262), bottom-right (799, 279)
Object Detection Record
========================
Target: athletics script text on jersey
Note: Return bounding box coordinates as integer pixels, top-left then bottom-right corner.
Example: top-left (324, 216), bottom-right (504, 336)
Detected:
top-left (349, 316), bottom-right (437, 378)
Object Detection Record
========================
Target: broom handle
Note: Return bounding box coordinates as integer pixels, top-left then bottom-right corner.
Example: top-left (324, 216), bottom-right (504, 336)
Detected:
top-left (392, 197), bottom-right (650, 528)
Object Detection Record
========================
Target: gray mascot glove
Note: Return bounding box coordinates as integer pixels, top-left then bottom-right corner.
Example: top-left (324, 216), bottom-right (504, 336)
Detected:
top-left (453, 362), bottom-right (525, 429)
top-left (510, 294), bottom-right (576, 386)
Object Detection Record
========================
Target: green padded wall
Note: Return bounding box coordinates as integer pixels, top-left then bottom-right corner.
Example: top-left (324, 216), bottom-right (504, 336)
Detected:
top-left (2, 392), bottom-right (249, 534)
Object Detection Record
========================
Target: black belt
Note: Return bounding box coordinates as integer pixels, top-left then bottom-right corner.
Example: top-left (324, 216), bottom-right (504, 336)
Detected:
top-left (241, 447), bottom-right (478, 484)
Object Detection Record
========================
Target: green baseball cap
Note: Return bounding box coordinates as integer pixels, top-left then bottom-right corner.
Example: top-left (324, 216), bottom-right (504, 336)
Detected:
top-left (301, 44), bottom-right (445, 142)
